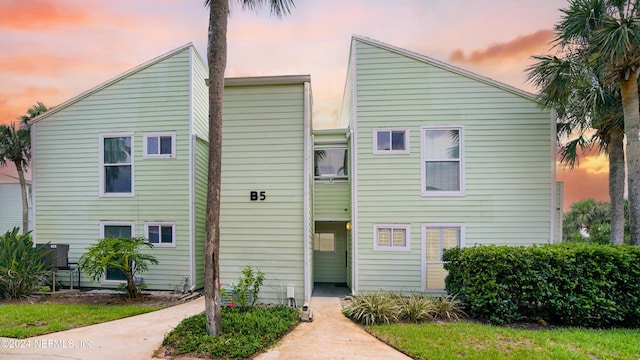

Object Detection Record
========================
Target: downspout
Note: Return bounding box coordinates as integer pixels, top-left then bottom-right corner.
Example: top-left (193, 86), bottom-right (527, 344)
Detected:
top-left (350, 39), bottom-right (359, 294)
top-left (188, 48), bottom-right (196, 287)
top-left (549, 109), bottom-right (557, 244)
top-left (303, 81), bottom-right (312, 302)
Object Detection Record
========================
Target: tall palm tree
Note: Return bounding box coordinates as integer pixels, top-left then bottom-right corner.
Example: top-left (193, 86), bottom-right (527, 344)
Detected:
top-left (203, 0), bottom-right (293, 336)
top-left (554, 0), bottom-right (640, 245)
top-left (0, 102), bottom-right (47, 234)
top-left (527, 55), bottom-right (626, 244)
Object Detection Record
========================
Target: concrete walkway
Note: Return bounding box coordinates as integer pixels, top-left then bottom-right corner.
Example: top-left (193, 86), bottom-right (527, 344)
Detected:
top-left (256, 295), bottom-right (411, 360)
top-left (0, 291), bottom-right (410, 360)
top-left (0, 296), bottom-right (205, 360)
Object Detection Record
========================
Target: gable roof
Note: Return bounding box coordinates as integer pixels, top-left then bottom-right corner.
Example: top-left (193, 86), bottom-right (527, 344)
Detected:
top-left (32, 43), bottom-right (197, 124)
top-left (351, 35), bottom-right (537, 102)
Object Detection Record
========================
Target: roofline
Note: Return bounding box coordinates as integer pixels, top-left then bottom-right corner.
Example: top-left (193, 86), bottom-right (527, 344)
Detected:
top-left (351, 35), bottom-right (537, 101)
top-left (222, 75), bottom-right (311, 87)
top-left (31, 43), bottom-right (196, 124)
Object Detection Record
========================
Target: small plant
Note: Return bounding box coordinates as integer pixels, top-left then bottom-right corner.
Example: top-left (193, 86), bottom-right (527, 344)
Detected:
top-left (431, 295), bottom-right (466, 321)
top-left (224, 266), bottom-right (265, 308)
top-left (342, 291), bottom-right (401, 325)
top-left (399, 294), bottom-right (436, 323)
top-left (79, 237), bottom-right (158, 299)
top-left (0, 227), bottom-right (51, 299)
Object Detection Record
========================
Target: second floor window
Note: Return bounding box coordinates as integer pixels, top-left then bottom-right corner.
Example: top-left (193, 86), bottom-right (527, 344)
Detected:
top-left (422, 126), bottom-right (464, 196)
top-left (314, 147), bottom-right (348, 181)
top-left (101, 134), bottom-right (133, 196)
top-left (144, 132), bottom-right (176, 158)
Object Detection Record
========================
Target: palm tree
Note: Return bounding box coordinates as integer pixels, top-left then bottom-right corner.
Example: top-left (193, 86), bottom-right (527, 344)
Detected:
top-left (527, 55), bottom-right (626, 244)
top-left (203, 0), bottom-right (293, 336)
top-left (0, 102), bottom-right (47, 234)
top-left (554, 0), bottom-right (640, 245)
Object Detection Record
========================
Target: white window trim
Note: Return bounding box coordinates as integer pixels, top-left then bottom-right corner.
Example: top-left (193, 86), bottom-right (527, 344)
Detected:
top-left (313, 232), bottom-right (336, 252)
top-left (143, 132), bottom-right (176, 159)
top-left (144, 222), bottom-right (176, 248)
top-left (373, 224), bottom-right (411, 252)
top-left (373, 128), bottom-right (410, 154)
top-left (421, 223), bottom-right (465, 292)
top-left (99, 132), bottom-right (134, 197)
top-left (420, 125), bottom-right (465, 197)
top-left (314, 145), bottom-right (349, 182)
top-left (100, 221), bottom-right (135, 284)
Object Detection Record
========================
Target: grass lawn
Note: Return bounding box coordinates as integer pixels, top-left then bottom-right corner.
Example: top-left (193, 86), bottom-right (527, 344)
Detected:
top-left (367, 321), bottom-right (640, 360)
top-left (0, 304), bottom-right (161, 338)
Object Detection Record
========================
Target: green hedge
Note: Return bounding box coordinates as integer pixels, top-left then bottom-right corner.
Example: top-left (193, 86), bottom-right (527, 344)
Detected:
top-left (443, 244), bottom-right (640, 327)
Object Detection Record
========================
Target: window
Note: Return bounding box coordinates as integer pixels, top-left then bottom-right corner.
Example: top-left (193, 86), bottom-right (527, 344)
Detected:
top-left (145, 222), bottom-right (175, 247)
top-left (423, 224), bottom-right (464, 291)
top-left (374, 128), bottom-right (409, 154)
top-left (101, 222), bottom-right (134, 282)
top-left (100, 133), bottom-right (133, 196)
top-left (314, 147), bottom-right (348, 180)
top-left (313, 233), bottom-right (335, 252)
top-left (374, 224), bottom-right (410, 251)
top-left (421, 126), bottom-right (464, 196)
top-left (143, 132), bottom-right (176, 158)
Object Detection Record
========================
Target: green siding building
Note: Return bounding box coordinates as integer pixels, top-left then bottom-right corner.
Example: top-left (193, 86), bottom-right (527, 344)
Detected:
top-left (31, 36), bottom-right (558, 305)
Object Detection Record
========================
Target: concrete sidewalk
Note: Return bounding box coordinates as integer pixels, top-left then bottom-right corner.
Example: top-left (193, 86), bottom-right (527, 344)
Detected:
top-left (0, 293), bottom-right (410, 360)
top-left (0, 296), bottom-right (205, 360)
top-left (256, 296), bottom-right (411, 360)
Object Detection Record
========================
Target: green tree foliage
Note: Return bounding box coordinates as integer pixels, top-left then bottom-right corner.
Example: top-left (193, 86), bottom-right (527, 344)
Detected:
top-left (0, 227), bottom-right (51, 299)
top-left (563, 198), bottom-right (630, 243)
top-left (78, 237), bottom-right (158, 299)
top-left (0, 102), bottom-right (47, 234)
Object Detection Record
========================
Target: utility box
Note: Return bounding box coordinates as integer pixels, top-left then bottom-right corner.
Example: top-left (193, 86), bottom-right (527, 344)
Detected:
top-left (300, 303), bottom-right (313, 322)
top-left (37, 244), bottom-right (70, 269)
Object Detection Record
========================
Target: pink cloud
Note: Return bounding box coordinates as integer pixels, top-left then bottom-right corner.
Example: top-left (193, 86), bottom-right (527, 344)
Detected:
top-left (0, 0), bottom-right (89, 30)
top-left (449, 29), bottom-right (554, 65)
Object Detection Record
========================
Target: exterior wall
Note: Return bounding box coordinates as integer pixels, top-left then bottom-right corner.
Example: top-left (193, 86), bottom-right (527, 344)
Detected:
top-left (32, 46), bottom-right (196, 290)
top-left (220, 79), bottom-right (308, 305)
top-left (314, 184), bottom-right (350, 220)
top-left (0, 182), bottom-right (31, 233)
top-left (190, 47), bottom-right (209, 289)
top-left (351, 38), bottom-right (553, 293)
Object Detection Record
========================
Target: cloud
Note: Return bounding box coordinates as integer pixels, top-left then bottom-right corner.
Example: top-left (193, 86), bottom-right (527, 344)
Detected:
top-left (449, 29), bottom-right (554, 65)
top-left (0, 0), bottom-right (90, 30)
top-left (0, 87), bottom-right (62, 126)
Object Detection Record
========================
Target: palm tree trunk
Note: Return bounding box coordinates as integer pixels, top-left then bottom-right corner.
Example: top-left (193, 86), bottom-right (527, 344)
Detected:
top-left (15, 162), bottom-right (29, 234)
top-left (204, 0), bottom-right (227, 336)
top-left (621, 76), bottom-right (640, 245)
top-left (608, 128), bottom-right (625, 244)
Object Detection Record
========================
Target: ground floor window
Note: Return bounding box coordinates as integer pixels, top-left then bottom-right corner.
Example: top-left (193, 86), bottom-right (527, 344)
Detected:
top-left (314, 233), bottom-right (335, 252)
top-left (101, 222), bottom-right (134, 282)
top-left (145, 222), bottom-right (175, 247)
top-left (374, 224), bottom-right (410, 251)
top-left (423, 224), bottom-right (464, 291)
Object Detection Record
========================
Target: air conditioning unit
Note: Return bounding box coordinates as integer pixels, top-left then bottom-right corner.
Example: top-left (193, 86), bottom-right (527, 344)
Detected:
top-left (37, 244), bottom-right (69, 269)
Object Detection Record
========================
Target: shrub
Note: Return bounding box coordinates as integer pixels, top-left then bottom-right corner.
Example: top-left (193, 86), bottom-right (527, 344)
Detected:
top-left (343, 291), bottom-right (401, 325)
top-left (431, 295), bottom-right (465, 321)
top-left (225, 265), bottom-right (265, 308)
top-left (163, 305), bottom-right (299, 359)
top-left (444, 244), bottom-right (640, 327)
top-left (0, 227), bottom-right (51, 299)
top-left (79, 237), bottom-right (158, 299)
top-left (398, 294), bottom-right (435, 323)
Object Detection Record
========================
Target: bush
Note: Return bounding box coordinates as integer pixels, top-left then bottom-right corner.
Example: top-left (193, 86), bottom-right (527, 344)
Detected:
top-left (0, 227), bottom-right (51, 299)
top-left (163, 305), bottom-right (299, 359)
top-left (343, 291), bottom-right (401, 325)
top-left (79, 237), bottom-right (158, 299)
top-left (343, 291), bottom-right (465, 325)
top-left (444, 244), bottom-right (640, 327)
top-left (222, 265), bottom-right (265, 308)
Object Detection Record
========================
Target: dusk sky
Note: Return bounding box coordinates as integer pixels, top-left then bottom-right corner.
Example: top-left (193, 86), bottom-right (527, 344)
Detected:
top-left (0, 0), bottom-right (609, 211)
